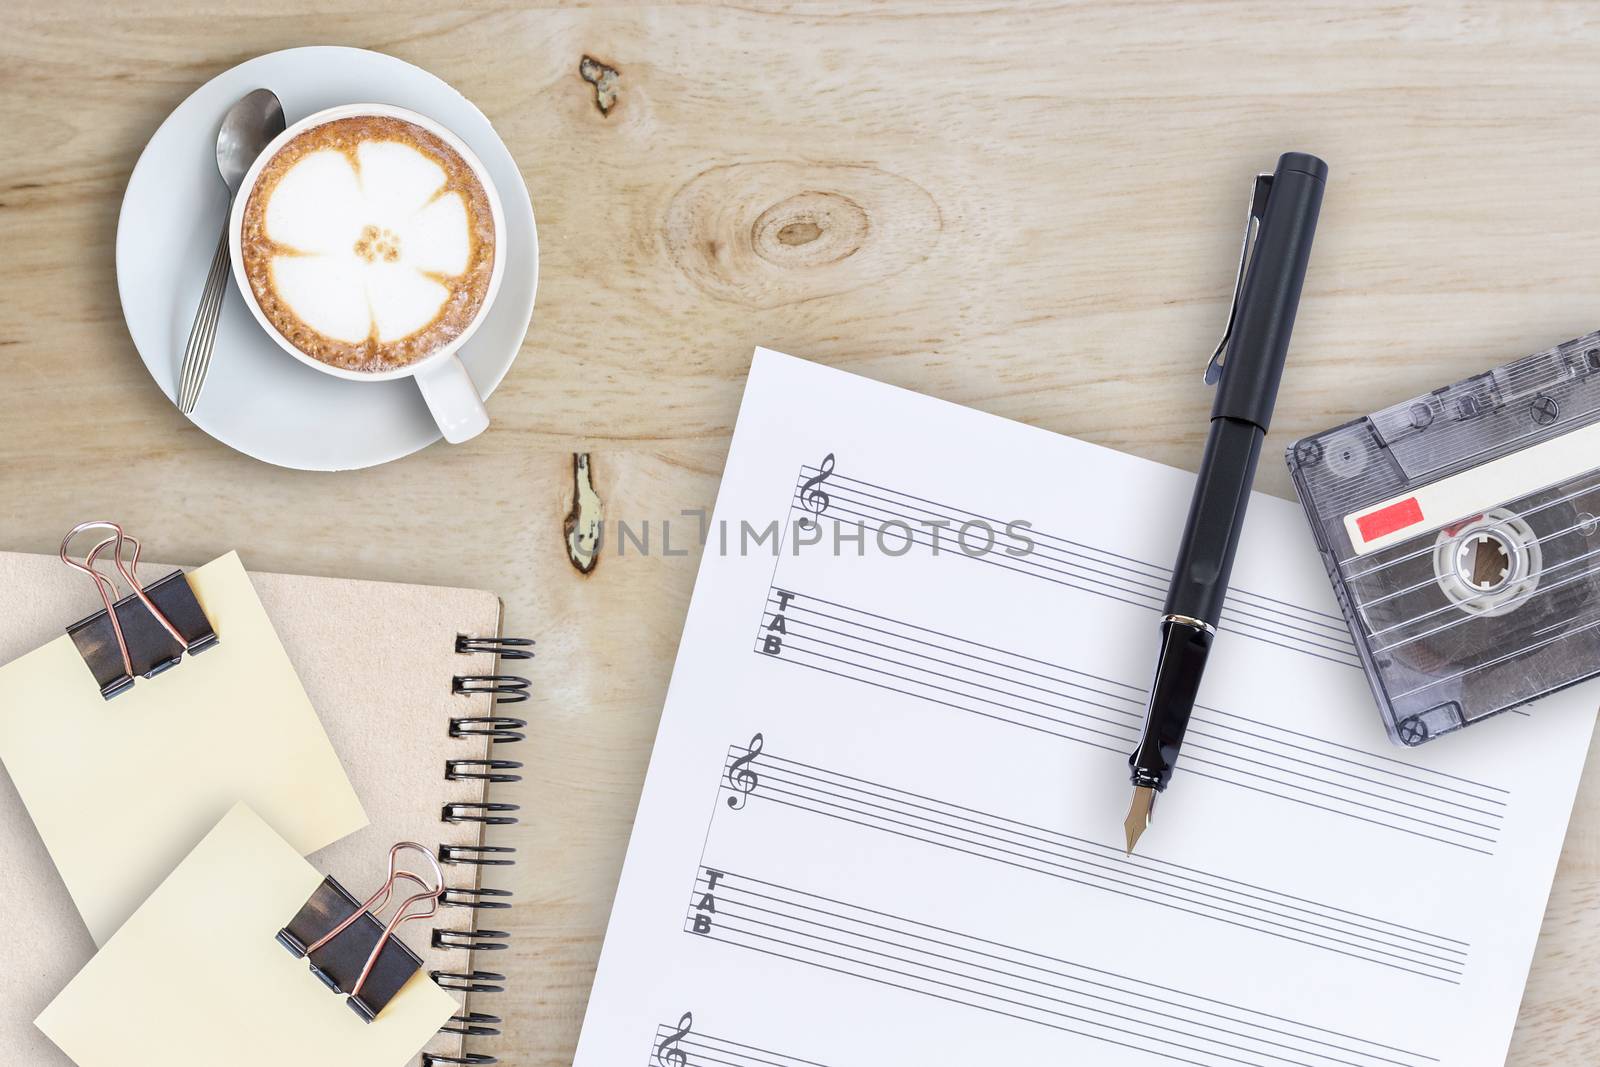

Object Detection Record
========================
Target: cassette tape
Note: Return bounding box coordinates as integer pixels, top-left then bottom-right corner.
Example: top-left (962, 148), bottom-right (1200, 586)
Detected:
top-left (1287, 329), bottom-right (1600, 746)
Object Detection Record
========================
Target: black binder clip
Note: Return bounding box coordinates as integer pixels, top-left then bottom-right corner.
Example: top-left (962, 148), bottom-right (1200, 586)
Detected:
top-left (276, 842), bottom-right (445, 1023)
top-left (60, 521), bottom-right (219, 700)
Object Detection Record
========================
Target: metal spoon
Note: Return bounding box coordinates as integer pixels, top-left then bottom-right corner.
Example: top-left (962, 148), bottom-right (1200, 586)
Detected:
top-left (177, 88), bottom-right (285, 414)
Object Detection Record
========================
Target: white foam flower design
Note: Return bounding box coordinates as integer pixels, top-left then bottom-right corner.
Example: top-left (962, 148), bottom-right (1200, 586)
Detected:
top-left (263, 141), bottom-right (471, 344)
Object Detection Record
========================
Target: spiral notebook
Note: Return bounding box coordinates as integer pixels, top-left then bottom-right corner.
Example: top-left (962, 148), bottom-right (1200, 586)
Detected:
top-left (0, 549), bottom-right (527, 1067)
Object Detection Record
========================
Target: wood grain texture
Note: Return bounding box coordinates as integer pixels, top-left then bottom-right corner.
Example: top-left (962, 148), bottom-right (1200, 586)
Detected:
top-left (3, 2), bottom-right (1600, 1063)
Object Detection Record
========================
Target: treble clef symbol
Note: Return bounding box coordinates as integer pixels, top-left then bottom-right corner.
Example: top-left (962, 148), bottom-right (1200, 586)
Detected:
top-left (798, 453), bottom-right (836, 529)
top-left (655, 1011), bottom-right (693, 1067)
top-left (725, 733), bottom-right (764, 809)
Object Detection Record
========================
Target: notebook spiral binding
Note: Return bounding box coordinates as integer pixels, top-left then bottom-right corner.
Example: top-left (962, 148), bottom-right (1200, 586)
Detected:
top-left (423, 634), bottom-right (533, 1067)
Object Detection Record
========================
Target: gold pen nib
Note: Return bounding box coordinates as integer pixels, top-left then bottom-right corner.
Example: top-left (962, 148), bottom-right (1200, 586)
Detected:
top-left (1123, 786), bottom-right (1156, 854)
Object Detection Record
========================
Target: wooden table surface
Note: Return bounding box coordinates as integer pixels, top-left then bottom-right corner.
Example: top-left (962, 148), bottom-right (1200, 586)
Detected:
top-left (4, 2), bottom-right (1599, 1064)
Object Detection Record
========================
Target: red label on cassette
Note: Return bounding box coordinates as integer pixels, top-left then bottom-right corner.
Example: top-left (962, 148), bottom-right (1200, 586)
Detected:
top-left (1353, 497), bottom-right (1424, 543)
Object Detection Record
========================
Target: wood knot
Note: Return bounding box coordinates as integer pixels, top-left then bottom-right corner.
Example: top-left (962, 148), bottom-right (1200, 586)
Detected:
top-left (776, 220), bottom-right (822, 246)
top-left (664, 162), bottom-right (941, 309)
top-left (564, 453), bottom-right (603, 574)
top-left (751, 192), bottom-right (868, 268)
top-left (579, 55), bottom-right (620, 116)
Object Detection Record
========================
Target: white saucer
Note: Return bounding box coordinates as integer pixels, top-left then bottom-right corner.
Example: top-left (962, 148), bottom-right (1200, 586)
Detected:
top-left (116, 46), bottom-right (538, 471)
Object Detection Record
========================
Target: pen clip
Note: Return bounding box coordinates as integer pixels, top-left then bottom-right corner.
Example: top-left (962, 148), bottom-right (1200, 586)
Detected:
top-left (1204, 173), bottom-right (1274, 386)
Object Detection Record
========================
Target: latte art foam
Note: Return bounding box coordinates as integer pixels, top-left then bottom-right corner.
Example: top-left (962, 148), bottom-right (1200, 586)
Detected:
top-left (240, 115), bottom-right (496, 372)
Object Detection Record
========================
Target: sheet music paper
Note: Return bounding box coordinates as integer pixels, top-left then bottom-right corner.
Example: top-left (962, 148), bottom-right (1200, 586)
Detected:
top-left (574, 350), bottom-right (1596, 1067)
top-left (36, 803), bottom-right (456, 1067)
top-left (0, 551), bottom-right (366, 944)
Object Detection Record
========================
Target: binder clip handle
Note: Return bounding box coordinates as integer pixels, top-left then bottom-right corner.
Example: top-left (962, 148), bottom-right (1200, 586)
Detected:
top-left (59, 521), bottom-right (218, 699)
top-left (276, 842), bottom-right (444, 1022)
top-left (304, 843), bottom-right (444, 1004)
top-left (61, 522), bottom-right (177, 683)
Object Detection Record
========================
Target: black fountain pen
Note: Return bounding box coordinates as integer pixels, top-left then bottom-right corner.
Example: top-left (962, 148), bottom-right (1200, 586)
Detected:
top-left (1124, 152), bottom-right (1326, 853)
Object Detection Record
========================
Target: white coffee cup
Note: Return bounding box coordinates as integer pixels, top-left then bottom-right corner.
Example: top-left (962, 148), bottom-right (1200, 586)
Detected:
top-left (228, 103), bottom-right (506, 443)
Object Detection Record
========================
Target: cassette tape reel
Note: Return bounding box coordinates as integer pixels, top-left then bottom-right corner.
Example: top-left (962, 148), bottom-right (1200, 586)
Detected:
top-left (1288, 330), bottom-right (1600, 745)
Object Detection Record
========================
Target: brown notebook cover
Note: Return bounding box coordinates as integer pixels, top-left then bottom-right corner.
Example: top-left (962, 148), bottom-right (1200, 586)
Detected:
top-left (0, 550), bottom-right (525, 1066)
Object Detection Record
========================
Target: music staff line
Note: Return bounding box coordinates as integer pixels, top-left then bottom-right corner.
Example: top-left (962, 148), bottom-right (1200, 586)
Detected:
top-left (716, 745), bottom-right (1468, 982)
top-left (686, 870), bottom-right (1436, 1067)
top-left (770, 592), bottom-right (1503, 811)
top-left (792, 481), bottom-right (1352, 656)
top-left (790, 465), bottom-right (1358, 667)
top-left (756, 591), bottom-right (1506, 853)
top-left (786, 455), bottom-right (1525, 716)
top-left (764, 555), bottom-right (1497, 801)
top-left (756, 620), bottom-right (1499, 851)
top-left (649, 1020), bottom-right (837, 1067)
top-left (769, 597), bottom-right (1503, 818)
top-left (768, 640), bottom-right (1495, 857)
top-left (792, 487), bottom-right (1356, 667)
top-left (736, 751), bottom-right (1468, 954)
top-left (772, 464), bottom-right (1502, 807)
top-left (792, 463), bottom-right (1347, 630)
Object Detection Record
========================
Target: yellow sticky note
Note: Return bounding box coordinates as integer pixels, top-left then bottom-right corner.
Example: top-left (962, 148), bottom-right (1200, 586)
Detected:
top-left (37, 803), bottom-right (456, 1066)
top-left (0, 551), bottom-right (366, 944)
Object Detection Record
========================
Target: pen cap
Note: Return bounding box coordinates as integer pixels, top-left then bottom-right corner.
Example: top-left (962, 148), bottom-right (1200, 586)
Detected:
top-left (1211, 152), bottom-right (1326, 431)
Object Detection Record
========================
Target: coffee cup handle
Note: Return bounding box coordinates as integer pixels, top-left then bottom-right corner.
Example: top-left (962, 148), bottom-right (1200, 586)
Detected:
top-left (413, 353), bottom-right (489, 444)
